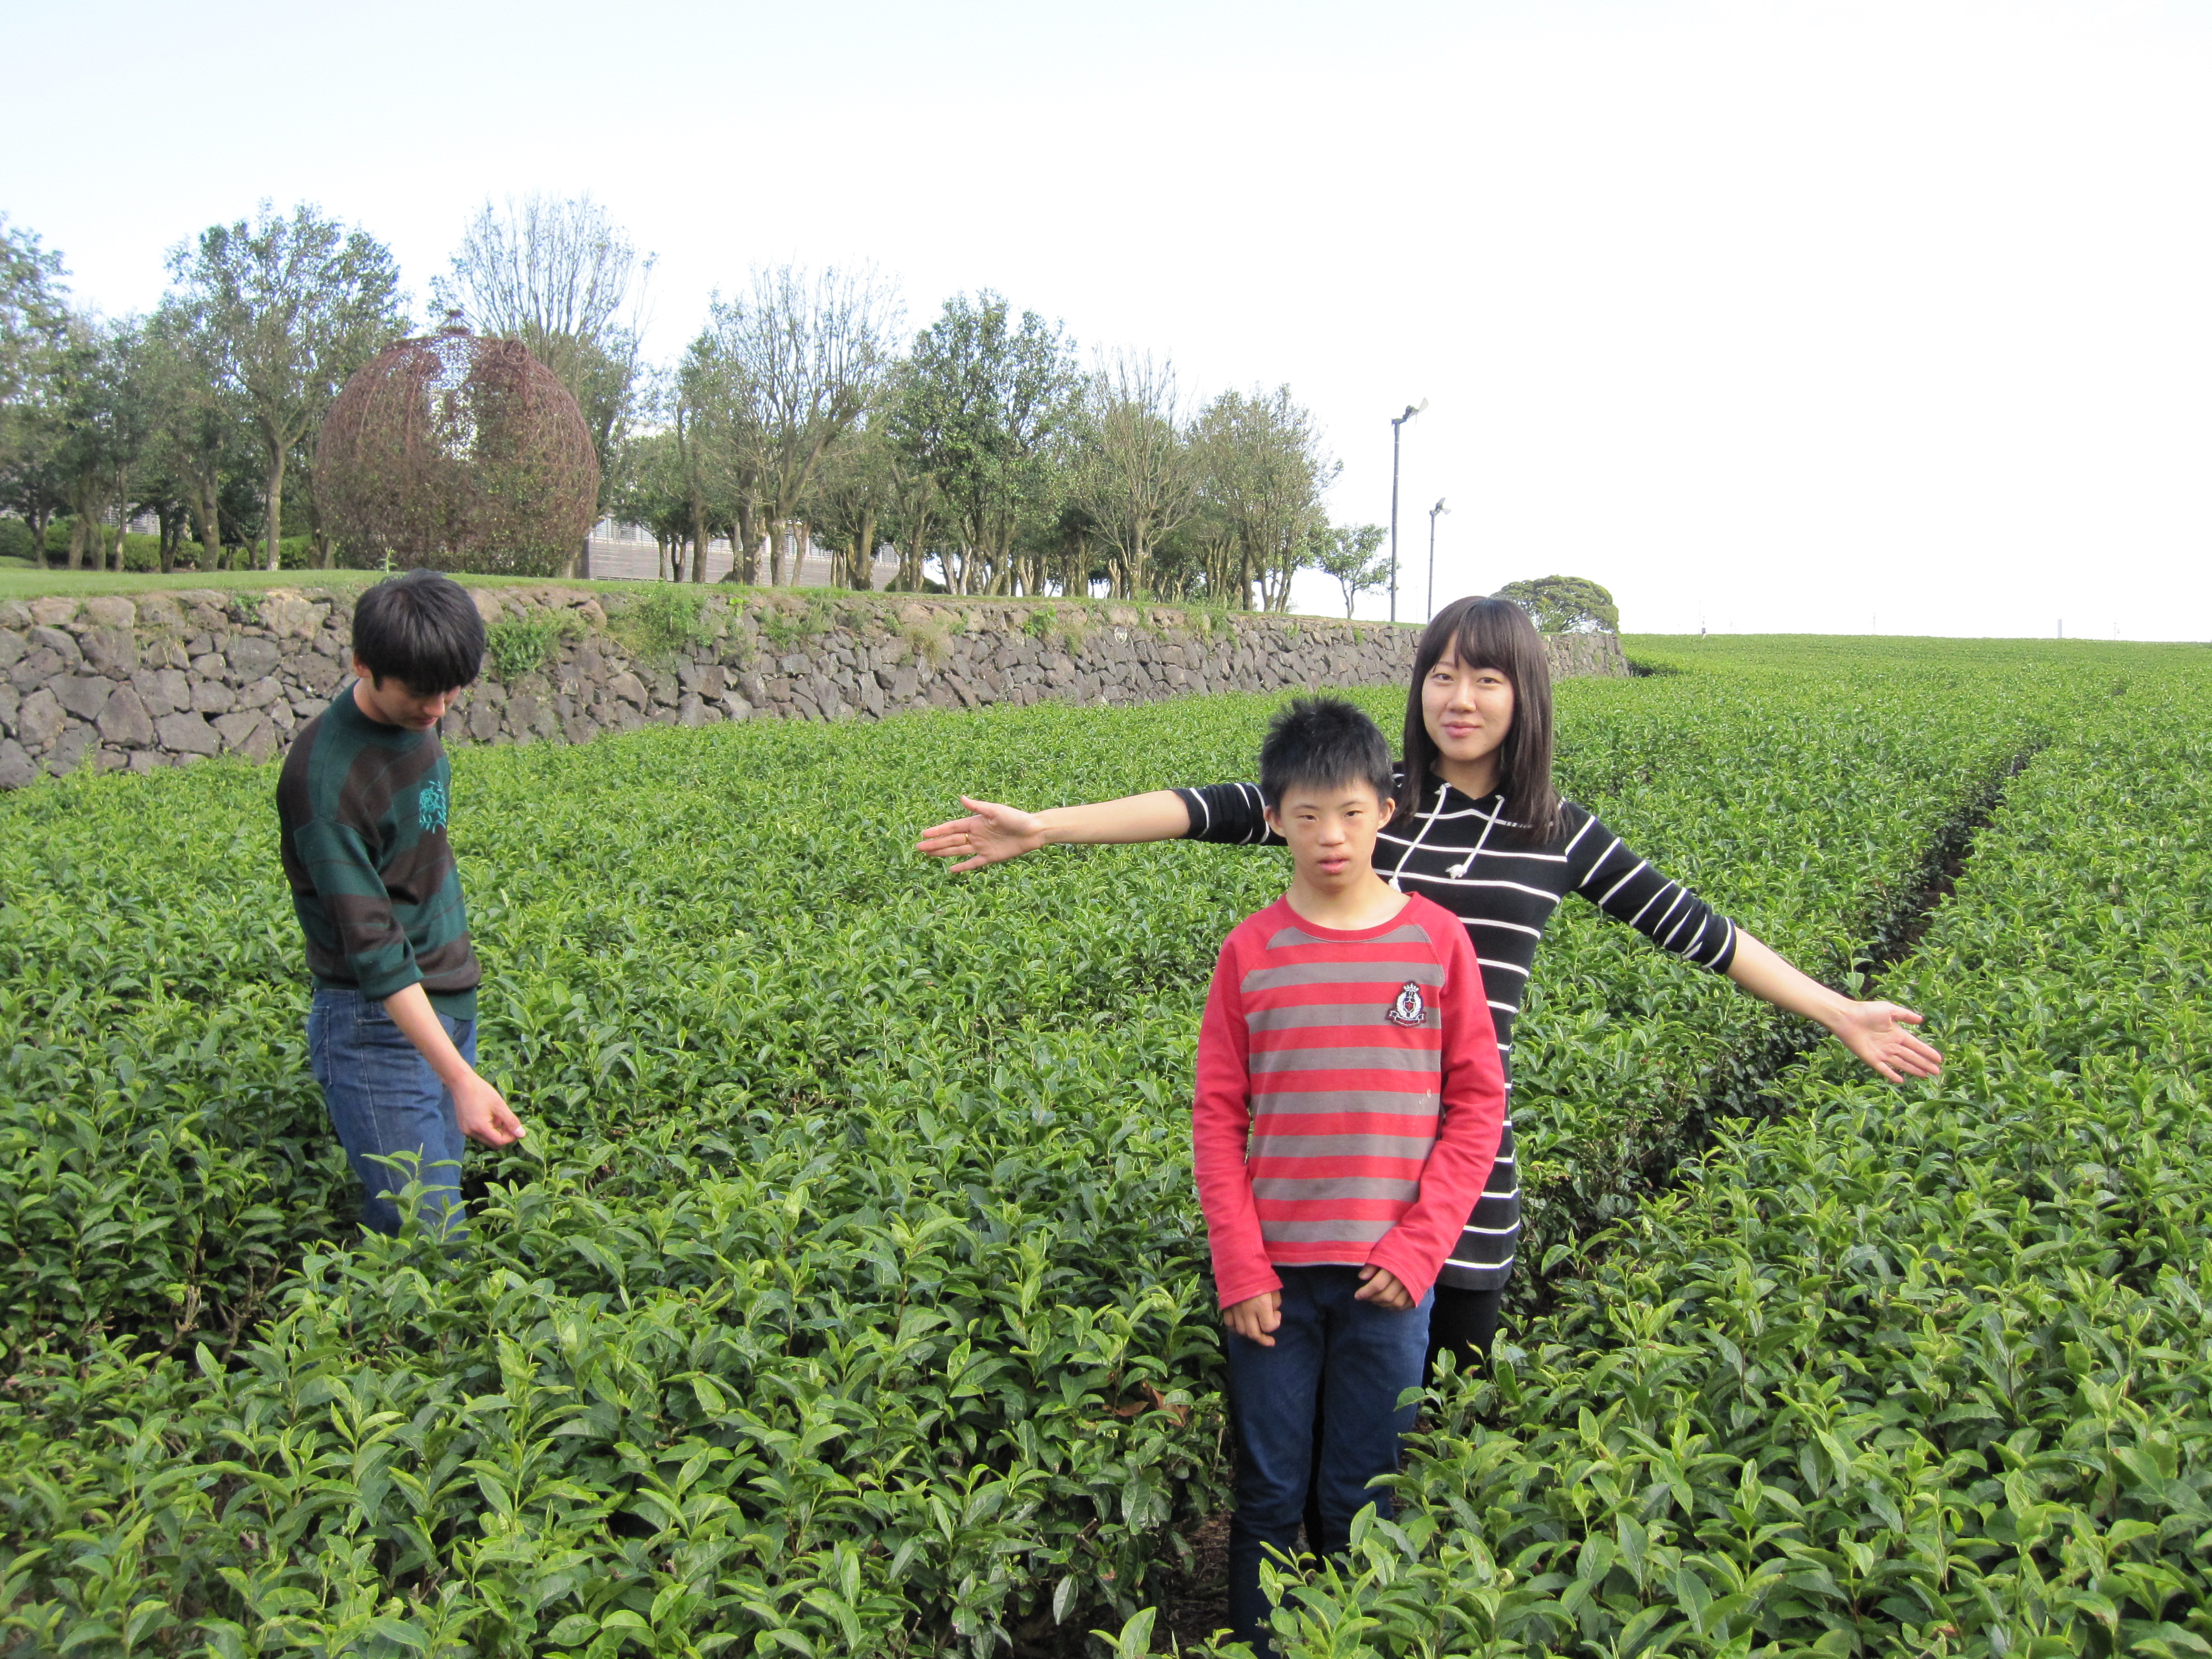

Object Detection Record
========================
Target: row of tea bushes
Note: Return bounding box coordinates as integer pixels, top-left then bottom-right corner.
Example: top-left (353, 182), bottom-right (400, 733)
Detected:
top-left (0, 639), bottom-right (2187, 1654)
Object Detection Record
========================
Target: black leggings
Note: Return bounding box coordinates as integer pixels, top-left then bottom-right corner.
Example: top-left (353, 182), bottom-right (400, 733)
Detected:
top-left (1300, 1283), bottom-right (1502, 1548)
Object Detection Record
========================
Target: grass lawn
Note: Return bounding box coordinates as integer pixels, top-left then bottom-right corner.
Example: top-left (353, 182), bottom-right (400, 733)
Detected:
top-left (0, 563), bottom-right (668, 603)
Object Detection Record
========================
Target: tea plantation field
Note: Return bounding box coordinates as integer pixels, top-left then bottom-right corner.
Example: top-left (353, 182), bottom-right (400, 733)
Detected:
top-left (1, 636), bottom-right (2204, 1657)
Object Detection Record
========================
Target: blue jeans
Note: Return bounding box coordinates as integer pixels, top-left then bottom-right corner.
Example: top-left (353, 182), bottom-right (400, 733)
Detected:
top-left (307, 988), bottom-right (473, 1239)
top-left (1224, 1265), bottom-right (1433, 1656)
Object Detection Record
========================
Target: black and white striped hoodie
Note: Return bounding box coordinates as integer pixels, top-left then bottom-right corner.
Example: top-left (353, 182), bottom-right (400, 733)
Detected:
top-left (1174, 768), bottom-right (1739, 1291)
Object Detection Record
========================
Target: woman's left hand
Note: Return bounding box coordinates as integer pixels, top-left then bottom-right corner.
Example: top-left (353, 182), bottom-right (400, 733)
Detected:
top-left (1726, 932), bottom-right (1944, 1083)
top-left (1828, 999), bottom-right (1943, 1082)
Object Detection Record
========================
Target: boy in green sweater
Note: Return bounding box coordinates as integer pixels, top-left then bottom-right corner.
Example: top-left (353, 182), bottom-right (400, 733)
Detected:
top-left (276, 570), bottom-right (523, 1237)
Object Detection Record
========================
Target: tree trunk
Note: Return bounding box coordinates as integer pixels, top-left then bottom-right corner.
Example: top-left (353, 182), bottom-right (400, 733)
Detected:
top-left (851, 506), bottom-right (878, 589)
top-left (190, 481), bottom-right (222, 570)
top-left (688, 482), bottom-right (709, 583)
top-left (728, 502), bottom-right (754, 585)
top-left (66, 513), bottom-right (85, 570)
top-left (264, 445), bottom-right (286, 572)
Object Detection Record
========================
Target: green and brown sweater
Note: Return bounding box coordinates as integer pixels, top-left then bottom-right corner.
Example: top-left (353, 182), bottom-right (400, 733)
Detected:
top-left (276, 687), bottom-right (480, 1018)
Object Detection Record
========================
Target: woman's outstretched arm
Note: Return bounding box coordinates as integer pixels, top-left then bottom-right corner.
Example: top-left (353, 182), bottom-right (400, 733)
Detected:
top-left (916, 791), bottom-right (1194, 874)
top-left (1726, 929), bottom-right (1944, 1082)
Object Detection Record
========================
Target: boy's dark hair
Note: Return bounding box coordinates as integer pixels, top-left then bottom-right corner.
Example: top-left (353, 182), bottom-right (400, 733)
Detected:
top-left (1260, 697), bottom-right (1397, 815)
top-left (352, 570), bottom-right (485, 693)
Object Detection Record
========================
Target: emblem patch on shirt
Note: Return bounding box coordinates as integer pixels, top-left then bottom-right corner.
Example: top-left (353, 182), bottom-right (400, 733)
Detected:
top-left (418, 779), bottom-right (449, 832)
top-left (1386, 981), bottom-right (1427, 1027)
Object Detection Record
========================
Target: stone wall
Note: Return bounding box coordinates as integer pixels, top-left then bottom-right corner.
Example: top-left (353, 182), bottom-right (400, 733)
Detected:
top-left (0, 586), bottom-right (1626, 788)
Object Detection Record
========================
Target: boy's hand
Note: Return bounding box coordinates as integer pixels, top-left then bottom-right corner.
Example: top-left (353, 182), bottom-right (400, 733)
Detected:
top-left (1355, 1265), bottom-right (1414, 1310)
top-left (1223, 1291), bottom-right (1282, 1346)
top-left (453, 1071), bottom-right (525, 1147)
top-left (382, 984), bottom-right (528, 1147)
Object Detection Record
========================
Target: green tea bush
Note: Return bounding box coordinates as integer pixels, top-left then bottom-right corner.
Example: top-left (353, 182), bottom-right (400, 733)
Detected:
top-left (0, 638), bottom-right (2195, 1656)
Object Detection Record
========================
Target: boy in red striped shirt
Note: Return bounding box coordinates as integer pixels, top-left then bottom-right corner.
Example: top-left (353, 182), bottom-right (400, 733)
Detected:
top-left (1193, 698), bottom-right (1506, 1655)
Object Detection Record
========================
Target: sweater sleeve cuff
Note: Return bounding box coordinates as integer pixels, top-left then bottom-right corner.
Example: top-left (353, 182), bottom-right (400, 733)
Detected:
top-left (353, 962), bottom-right (424, 1003)
top-left (1364, 1241), bottom-right (1439, 1306)
top-left (1214, 1265), bottom-right (1284, 1310)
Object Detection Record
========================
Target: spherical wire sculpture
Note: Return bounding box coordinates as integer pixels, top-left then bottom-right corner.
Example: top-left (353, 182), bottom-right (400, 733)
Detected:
top-left (317, 315), bottom-right (599, 577)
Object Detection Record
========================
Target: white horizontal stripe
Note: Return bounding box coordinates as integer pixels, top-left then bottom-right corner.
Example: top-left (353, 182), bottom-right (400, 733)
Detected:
top-left (1464, 917), bottom-right (1543, 938)
top-left (1597, 855), bottom-right (1648, 907)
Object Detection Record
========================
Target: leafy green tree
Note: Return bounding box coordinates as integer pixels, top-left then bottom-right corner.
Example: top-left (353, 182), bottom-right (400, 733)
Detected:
top-left (891, 291), bottom-right (1079, 595)
top-left (735, 265), bottom-right (900, 586)
top-left (136, 302), bottom-right (250, 570)
top-left (610, 426), bottom-right (700, 582)
top-left (1066, 352), bottom-right (1196, 600)
top-left (1186, 385), bottom-right (1336, 611)
top-left (806, 411), bottom-right (905, 589)
top-left (1310, 522), bottom-right (1389, 618)
top-left (1, 218), bottom-right (69, 465)
top-left (166, 203), bottom-right (406, 571)
top-left (44, 315), bottom-right (155, 572)
top-left (1, 219), bottom-right (72, 556)
top-left (1495, 573), bottom-right (1620, 633)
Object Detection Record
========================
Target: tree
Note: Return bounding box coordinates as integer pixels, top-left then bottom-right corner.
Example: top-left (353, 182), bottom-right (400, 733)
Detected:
top-left (45, 315), bottom-right (150, 572)
top-left (690, 265), bottom-right (900, 585)
top-left (1495, 574), bottom-right (1620, 633)
top-left (434, 194), bottom-right (651, 570)
top-left (891, 291), bottom-right (1079, 596)
top-left (806, 412), bottom-right (900, 589)
top-left (1, 219), bottom-right (71, 556)
top-left (0, 443), bottom-right (68, 565)
top-left (1188, 384), bottom-right (1336, 611)
top-left (1065, 352), bottom-right (1197, 600)
top-left (138, 301), bottom-right (245, 569)
top-left (1310, 522), bottom-right (1389, 618)
top-left (168, 202), bottom-right (406, 571)
top-left (1, 217), bottom-right (69, 467)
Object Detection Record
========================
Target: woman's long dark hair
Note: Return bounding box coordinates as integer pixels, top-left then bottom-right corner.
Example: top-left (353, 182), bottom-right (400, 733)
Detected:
top-left (1397, 596), bottom-right (1562, 846)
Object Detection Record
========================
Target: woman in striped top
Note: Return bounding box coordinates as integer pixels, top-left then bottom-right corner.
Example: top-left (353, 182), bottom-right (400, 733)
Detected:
top-left (917, 595), bottom-right (1943, 1370)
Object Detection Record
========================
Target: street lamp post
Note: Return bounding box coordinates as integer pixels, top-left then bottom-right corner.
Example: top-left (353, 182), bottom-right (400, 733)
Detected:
top-left (1426, 497), bottom-right (1449, 621)
top-left (1387, 400), bottom-right (1425, 624)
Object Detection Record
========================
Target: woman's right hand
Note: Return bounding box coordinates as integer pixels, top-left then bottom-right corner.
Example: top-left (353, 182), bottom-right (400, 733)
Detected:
top-left (916, 796), bottom-right (1050, 873)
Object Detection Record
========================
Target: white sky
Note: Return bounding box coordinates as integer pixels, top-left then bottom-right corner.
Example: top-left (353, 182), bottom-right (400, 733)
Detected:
top-left (9, 0), bottom-right (2209, 638)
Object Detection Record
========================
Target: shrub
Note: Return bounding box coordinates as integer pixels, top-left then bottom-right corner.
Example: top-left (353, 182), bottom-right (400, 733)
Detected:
top-left (484, 609), bottom-right (583, 681)
top-left (622, 585), bottom-right (715, 658)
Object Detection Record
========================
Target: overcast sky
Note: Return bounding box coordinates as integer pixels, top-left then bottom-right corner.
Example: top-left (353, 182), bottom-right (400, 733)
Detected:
top-left (9, 0), bottom-right (2208, 638)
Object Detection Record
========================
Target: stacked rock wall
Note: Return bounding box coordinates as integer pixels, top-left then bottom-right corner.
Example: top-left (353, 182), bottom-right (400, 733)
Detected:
top-left (0, 586), bottom-right (1627, 787)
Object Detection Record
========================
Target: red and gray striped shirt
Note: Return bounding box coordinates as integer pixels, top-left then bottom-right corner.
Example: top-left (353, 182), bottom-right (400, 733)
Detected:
top-left (1192, 892), bottom-right (1507, 1309)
